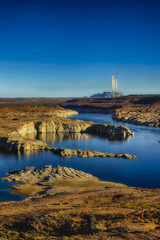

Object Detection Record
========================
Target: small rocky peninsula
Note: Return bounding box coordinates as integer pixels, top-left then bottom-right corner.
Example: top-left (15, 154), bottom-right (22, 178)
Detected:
top-left (1, 165), bottom-right (107, 197)
top-left (50, 147), bottom-right (136, 159)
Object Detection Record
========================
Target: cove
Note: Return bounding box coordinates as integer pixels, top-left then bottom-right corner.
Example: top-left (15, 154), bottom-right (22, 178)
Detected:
top-left (0, 113), bottom-right (160, 202)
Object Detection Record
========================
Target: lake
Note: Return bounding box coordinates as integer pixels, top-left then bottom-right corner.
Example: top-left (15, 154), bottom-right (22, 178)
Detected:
top-left (0, 113), bottom-right (160, 202)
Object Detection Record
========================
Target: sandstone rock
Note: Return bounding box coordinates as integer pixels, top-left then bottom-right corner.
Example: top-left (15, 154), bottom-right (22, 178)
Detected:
top-left (0, 116), bottom-right (134, 153)
top-left (112, 107), bottom-right (160, 128)
top-left (86, 123), bottom-right (134, 136)
top-left (0, 136), bottom-right (47, 153)
top-left (2, 165), bottom-right (98, 183)
top-left (50, 147), bottom-right (136, 159)
top-left (1, 165), bottom-right (127, 198)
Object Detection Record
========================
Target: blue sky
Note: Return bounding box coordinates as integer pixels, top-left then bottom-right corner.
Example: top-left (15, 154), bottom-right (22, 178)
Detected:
top-left (0, 0), bottom-right (160, 97)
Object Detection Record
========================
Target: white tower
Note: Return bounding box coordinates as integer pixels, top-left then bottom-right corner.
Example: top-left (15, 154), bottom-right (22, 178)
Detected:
top-left (115, 77), bottom-right (118, 92)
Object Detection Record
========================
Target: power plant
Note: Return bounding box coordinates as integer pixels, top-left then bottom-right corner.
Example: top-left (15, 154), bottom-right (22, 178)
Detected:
top-left (90, 74), bottom-right (123, 98)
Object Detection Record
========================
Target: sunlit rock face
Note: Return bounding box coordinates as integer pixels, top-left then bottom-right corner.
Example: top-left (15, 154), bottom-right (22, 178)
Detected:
top-left (17, 122), bottom-right (37, 136)
top-left (0, 137), bottom-right (47, 152)
top-left (0, 119), bottom-right (134, 153)
top-left (86, 123), bottom-right (134, 136)
top-left (2, 165), bottom-right (98, 184)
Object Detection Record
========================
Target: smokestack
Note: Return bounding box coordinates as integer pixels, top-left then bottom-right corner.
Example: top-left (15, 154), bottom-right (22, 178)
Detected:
top-left (112, 74), bottom-right (115, 92)
top-left (115, 77), bottom-right (118, 92)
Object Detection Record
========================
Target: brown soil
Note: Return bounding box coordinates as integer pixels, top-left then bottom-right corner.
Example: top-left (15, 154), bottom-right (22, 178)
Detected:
top-left (60, 94), bottom-right (160, 111)
top-left (1, 185), bottom-right (160, 239)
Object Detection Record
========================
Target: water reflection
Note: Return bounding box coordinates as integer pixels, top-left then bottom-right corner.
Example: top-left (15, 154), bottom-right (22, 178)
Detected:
top-left (0, 150), bottom-right (42, 160)
top-left (37, 132), bottom-right (92, 144)
top-left (93, 133), bottom-right (132, 142)
top-left (26, 131), bottom-right (131, 145)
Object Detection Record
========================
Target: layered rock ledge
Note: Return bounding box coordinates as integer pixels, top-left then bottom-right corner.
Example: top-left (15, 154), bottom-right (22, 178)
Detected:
top-left (2, 165), bottom-right (98, 183)
top-left (50, 147), bottom-right (136, 159)
top-left (0, 137), bottom-right (47, 152)
top-left (0, 118), bottom-right (134, 153)
top-left (1, 165), bottom-right (122, 197)
top-left (112, 105), bottom-right (160, 127)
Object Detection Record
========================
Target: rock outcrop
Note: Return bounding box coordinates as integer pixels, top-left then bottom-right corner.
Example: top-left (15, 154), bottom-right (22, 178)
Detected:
top-left (17, 120), bottom-right (134, 137)
top-left (0, 117), bottom-right (134, 153)
top-left (34, 119), bottom-right (92, 134)
top-left (2, 165), bottom-right (98, 184)
top-left (50, 147), bottom-right (136, 159)
top-left (1, 165), bottom-right (112, 197)
top-left (0, 102), bottom-right (135, 153)
top-left (0, 137), bottom-right (47, 153)
top-left (86, 123), bottom-right (135, 136)
top-left (112, 106), bottom-right (160, 127)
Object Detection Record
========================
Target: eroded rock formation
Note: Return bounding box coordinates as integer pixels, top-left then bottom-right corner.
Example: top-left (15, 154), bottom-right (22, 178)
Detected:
top-left (50, 147), bottom-right (136, 159)
top-left (1, 165), bottom-right (114, 197)
top-left (86, 123), bottom-right (134, 136)
top-left (112, 105), bottom-right (160, 127)
top-left (2, 165), bottom-right (98, 184)
top-left (0, 117), bottom-right (134, 153)
top-left (0, 137), bottom-right (47, 152)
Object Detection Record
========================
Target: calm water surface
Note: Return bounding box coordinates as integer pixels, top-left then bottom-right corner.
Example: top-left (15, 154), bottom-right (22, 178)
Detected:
top-left (0, 113), bottom-right (160, 202)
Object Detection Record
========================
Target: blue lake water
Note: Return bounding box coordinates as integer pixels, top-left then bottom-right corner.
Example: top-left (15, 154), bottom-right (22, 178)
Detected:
top-left (0, 113), bottom-right (160, 202)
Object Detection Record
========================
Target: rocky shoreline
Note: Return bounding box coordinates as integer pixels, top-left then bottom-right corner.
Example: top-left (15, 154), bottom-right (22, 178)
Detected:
top-left (112, 106), bottom-right (160, 127)
top-left (60, 95), bottom-right (160, 128)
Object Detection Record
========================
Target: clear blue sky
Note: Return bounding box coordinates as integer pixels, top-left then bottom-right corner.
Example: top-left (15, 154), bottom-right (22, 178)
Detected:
top-left (0, 0), bottom-right (160, 97)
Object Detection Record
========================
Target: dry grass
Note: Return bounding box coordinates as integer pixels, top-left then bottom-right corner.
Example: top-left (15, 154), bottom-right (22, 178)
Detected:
top-left (1, 185), bottom-right (160, 239)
